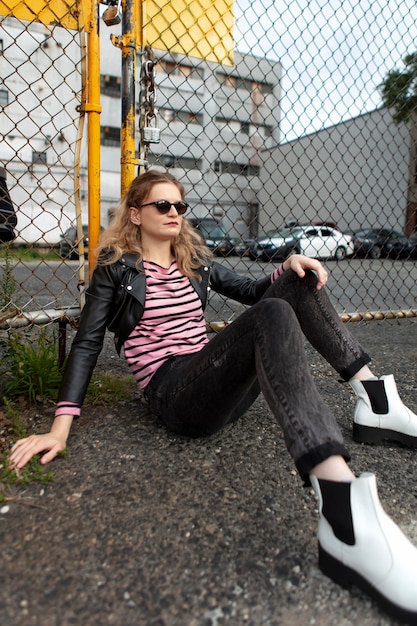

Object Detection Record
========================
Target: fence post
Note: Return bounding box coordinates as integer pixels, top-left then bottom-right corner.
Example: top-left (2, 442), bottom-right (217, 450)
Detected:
top-left (120, 0), bottom-right (139, 197)
top-left (86, 0), bottom-right (102, 278)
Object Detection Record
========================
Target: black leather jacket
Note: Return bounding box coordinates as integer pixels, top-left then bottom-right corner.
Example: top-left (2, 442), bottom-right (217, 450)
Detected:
top-left (58, 253), bottom-right (272, 408)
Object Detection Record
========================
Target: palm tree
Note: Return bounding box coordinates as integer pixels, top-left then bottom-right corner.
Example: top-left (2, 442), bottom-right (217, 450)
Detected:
top-left (381, 53), bottom-right (417, 235)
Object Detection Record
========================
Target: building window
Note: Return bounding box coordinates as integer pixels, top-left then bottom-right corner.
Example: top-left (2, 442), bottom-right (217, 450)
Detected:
top-left (161, 109), bottom-right (176, 123)
top-left (0, 89), bottom-right (8, 106)
top-left (240, 121), bottom-right (250, 135)
top-left (160, 61), bottom-right (176, 75)
top-left (216, 117), bottom-right (272, 138)
top-left (148, 154), bottom-right (202, 170)
top-left (253, 81), bottom-right (273, 95)
top-left (160, 108), bottom-right (203, 125)
top-left (32, 151), bottom-right (47, 164)
top-left (156, 60), bottom-right (204, 81)
top-left (216, 73), bottom-right (273, 95)
top-left (214, 160), bottom-right (260, 176)
top-left (216, 73), bottom-right (237, 89)
top-left (216, 117), bottom-right (241, 134)
top-left (101, 126), bottom-right (120, 147)
top-left (101, 74), bottom-right (121, 97)
top-left (182, 111), bottom-right (203, 125)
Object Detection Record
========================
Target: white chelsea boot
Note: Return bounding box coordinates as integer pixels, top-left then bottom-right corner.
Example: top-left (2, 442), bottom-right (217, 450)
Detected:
top-left (350, 374), bottom-right (417, 447)
top-left (311, 473), bottom-right (417, 623)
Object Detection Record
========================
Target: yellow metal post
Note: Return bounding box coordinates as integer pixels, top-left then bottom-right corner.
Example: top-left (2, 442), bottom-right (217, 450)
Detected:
top-left (111, 0), bottom-right (140, 198)
top-left (121, 0), bottom-right (138, 196)
top-left (85, 0), bottom-right (102, 278)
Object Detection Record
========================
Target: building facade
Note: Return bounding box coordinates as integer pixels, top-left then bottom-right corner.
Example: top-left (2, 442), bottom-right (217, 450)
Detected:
top-left (258, 108), bottom-right (411, 236)
top-left (2, 17), bottom-right (413, 246)
top-left (1, 18), bottom-right (281, 244)
top-left (99, 37), bottom-right (282, 240)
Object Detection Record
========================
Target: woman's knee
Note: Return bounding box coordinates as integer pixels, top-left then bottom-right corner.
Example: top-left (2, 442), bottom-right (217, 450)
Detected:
top-left (265, 268), bottom-right (319, 302)
top-left (287, 267), bottom-right (319, 289)
top-left (254, 297), bottom-right (298, 327)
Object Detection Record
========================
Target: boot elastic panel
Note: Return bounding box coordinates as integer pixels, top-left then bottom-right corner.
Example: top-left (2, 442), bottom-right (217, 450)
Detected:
top-left (318, 479), bottom-right (355, 545)
top-left (361, 379), bottom-right (389, 414)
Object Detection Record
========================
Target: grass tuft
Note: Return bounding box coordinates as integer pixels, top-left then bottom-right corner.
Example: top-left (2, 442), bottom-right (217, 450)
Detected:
top-left (86, 372), bottom-right (137, 404)
top-left (2, 328), bottom-right (64, 404)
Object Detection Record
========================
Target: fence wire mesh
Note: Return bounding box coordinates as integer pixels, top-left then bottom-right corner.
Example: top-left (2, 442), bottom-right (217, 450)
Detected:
top-left (0, 9), bottom-right (85, 335)
top-left (1, 0), bottom-right (417, 340)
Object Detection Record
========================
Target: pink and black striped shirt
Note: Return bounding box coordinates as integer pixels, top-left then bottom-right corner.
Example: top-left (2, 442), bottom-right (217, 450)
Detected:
top-left (123, 260), bottom-right (209, 389)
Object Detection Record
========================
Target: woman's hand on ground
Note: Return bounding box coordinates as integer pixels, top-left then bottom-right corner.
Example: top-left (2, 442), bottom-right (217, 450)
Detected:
top-left (282, 254), bottom-right (328, 290)
top-left (8, 413), bottom-right (74, 470)
top-left (8, 432), bottom-right (67, 470)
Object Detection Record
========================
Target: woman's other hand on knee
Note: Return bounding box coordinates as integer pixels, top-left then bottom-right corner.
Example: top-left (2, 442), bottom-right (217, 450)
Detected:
top-left (282, 255), bottom-right (328, 290)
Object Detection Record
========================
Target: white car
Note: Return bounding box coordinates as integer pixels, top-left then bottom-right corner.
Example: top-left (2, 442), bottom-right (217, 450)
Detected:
top-left (252, 225), bottom-right (354, 261)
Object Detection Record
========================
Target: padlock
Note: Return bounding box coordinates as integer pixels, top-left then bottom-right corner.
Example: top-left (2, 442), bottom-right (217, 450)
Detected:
top-left (142, 126), bottom-right (161, 143)
top-left (142, 113), bottom-right (161, 143)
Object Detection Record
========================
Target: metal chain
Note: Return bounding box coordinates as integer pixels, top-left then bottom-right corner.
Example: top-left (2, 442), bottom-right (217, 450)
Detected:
top-left (139, 46), bottom-right (160, 169)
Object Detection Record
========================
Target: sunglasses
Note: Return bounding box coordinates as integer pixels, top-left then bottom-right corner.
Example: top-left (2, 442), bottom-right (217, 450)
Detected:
top-left (140, 200), bottom-right (189, 215)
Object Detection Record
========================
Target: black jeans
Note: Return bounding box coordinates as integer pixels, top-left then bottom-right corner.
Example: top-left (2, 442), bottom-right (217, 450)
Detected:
top-left (144, 269), bottom-right (371, 480)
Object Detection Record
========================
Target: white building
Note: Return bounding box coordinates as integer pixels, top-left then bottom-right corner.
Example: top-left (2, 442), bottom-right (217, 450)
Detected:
top-left (1, 18), bottom-right (282, 244)
top-left (99, 38), bottom-right (282, 239)
top-left (0, 19), bottom-right (83, 245)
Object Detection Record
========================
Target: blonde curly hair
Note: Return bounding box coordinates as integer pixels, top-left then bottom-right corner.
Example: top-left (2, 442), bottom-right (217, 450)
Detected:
top-left (96, 170), bottom-right (212, 278)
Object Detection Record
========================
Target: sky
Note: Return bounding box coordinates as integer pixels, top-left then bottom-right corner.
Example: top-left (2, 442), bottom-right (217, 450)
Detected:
top-left (234, 0), bottom-right (417, 140)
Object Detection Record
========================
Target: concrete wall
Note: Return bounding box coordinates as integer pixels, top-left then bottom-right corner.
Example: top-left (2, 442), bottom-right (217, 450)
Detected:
top-left (258, 108), bottom-right (410, 235)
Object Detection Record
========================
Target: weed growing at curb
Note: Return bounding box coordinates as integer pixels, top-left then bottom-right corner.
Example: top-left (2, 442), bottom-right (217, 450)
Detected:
top-left (0, 246), bottom-right (60, 262)
top-left (0, 454), bottom-right (55, 494)
top-left (2, 397), bottom-right (28, 440)
top-left (0, 246), bottom-right (19, 312)
top-left (86, 372), bottom-right (137, 404)
top-left (2, 327), bottom-right (64, 403)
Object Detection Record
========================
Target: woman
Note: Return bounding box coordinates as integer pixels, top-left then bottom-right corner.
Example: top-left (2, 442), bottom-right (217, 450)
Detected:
top-left (10, 171), bottom-right (417, 622)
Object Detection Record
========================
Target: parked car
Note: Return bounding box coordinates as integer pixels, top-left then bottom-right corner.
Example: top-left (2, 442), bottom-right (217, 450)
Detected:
top-left (249, 228), bottom-right (282, 260)
top-left (351, 228), bottom-right (408, 259)
top-left (188, 218), bottom-right (234, 256)
top-left (250, 225), bottom-right (353, 262)
top-left (286, 220), bottom-right (341, 230)
top-left (384, 233), bottom-right (417, 259)
top-left (313, 220), bottom-right (340, 231)
top-left (231, 237), bottom-right (255, 257)
top-left (59, 224), bottom-right (103, 259)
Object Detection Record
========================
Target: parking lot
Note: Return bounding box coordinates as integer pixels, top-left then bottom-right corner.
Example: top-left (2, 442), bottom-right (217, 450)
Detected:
top-left (7, 255), bottom-right (417, 322)
top-left (206, 256), bottom-right (417, 322)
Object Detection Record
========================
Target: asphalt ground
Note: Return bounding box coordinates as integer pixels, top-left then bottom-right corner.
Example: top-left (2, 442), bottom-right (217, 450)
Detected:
top-left (1, 317), bottom-right (417, 626)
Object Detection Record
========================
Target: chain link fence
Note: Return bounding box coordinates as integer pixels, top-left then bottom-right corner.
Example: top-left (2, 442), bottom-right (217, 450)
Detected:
top-left (0, 7), bottom-right (85, 344)
top-left (1, 0), bottom-right (417, 345)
